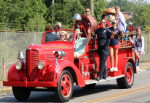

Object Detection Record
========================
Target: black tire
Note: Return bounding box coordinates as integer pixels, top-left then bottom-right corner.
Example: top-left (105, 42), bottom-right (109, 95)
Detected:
top-left (117, 62), bottom-right (134, 88)
top-left (55, 70), bottom-right (73, 102)
top-left (117, 78), bottom-right (125, 88)
top-left (83, 83), bottom-right (96, 89)
top-left (12, 87), bottom-right (31, 101)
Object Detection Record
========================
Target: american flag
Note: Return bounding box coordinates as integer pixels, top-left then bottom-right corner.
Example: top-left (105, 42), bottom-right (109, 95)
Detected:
top-left (128, 12), bottom-right (133, 19)
top-left (55, 57), bottom-right (60, 73)
top-left (3, 57), bottom-right (6, 77)
top-left (54, 57), bottom-right (60, 80)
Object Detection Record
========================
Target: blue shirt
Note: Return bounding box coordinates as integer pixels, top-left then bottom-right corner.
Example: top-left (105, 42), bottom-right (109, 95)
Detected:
top-left (45, 33), bottom-right (60, 43)
top-left (135, 37), bottom-right (142, 47)
top-left (94, 27), bottom-right (112, 46)
top-left (109, 27), bottom-right (121, 46)
top-left (75, 37), bottom-right (87, 54)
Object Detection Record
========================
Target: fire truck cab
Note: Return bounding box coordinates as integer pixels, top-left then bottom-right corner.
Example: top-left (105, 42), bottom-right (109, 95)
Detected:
top-left (3, 14), bottom-right (136, 102)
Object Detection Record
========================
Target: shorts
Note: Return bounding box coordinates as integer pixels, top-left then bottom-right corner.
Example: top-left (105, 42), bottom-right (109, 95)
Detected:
top-left (135, 47), bottom-right (141, 53)
top-left (109, 44), bottom-right (119, 49)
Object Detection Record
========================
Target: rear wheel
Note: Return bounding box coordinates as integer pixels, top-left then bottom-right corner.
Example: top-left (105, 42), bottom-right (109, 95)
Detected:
top-left (55, 70), bottom-right (73, 102)
top-left (117, 62), bottom-right (134, 88)
top-left (12, 87), bottom-right (31, 101)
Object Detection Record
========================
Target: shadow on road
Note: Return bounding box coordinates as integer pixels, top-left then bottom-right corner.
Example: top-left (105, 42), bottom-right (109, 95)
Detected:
top-left (0, 84), bottom-right (120, 102)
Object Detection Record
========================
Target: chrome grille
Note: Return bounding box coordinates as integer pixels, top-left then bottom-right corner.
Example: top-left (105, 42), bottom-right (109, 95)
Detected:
top-left (26, 50), bottom-right (39, 81)
top-left (30, 50), bottom-right (39, 81)
top-left (26, 50), bottom-right (28, 80)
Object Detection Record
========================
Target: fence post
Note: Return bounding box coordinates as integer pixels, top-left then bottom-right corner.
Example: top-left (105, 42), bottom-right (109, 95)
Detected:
top-left (5, 23), bottom-right (11, 77)
top-left (34, 26), bottom-right (39, 44)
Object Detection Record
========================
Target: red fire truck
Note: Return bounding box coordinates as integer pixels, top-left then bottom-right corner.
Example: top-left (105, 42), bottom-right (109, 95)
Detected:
top-left (3, 14), bottom-right (136, 102)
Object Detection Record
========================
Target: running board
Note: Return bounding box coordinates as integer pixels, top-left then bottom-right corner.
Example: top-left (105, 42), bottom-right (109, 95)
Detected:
top-left (85, 75), bottom-right (125, 85)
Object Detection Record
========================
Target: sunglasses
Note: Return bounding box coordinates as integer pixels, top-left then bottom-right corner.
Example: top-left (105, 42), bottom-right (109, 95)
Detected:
top-left (85, 11), bottom-right (89, 12)
top-left (101, 22), bottom-right (105, 24)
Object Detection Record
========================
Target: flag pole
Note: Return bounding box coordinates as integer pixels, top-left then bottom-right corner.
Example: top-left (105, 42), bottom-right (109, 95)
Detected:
top-left (3, 57), bottom-right (6, 81)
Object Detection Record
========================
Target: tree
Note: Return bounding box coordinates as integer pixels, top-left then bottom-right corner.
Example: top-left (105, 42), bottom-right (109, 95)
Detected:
top-left (0, 0), bottom-right (47, 31)
top-left (94, 0), bottom-right (107, 22)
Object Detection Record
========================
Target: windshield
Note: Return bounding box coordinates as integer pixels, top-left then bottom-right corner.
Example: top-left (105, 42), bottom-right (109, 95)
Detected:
top-left (43, 30), bottom-right (74, 43)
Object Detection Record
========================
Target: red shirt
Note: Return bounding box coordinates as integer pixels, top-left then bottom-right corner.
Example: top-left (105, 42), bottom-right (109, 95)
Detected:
top-left (129, 27), bottom-right (134, 32)
top-left (98, 21), bottom-right (111, 28)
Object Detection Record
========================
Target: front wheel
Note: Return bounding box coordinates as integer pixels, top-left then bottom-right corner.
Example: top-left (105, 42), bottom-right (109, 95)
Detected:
top-left (12, 87), bottom-right (31, 101)
top-left (117, 62), bottom-right (134, 88)
top-left (55, 70), bottom-right (73, 102)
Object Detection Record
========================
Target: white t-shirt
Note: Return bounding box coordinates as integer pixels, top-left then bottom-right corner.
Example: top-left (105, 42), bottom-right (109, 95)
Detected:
top-left (117, 12), bottom-right (126, 33)
top-left (52, 31), bottom-right (67, 37)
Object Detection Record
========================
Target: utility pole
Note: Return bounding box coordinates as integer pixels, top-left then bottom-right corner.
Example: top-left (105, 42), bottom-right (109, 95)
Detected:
top-left (52, 0), bottom-right (54, 27)
top-left (88, 0), bottom-right (94, 16)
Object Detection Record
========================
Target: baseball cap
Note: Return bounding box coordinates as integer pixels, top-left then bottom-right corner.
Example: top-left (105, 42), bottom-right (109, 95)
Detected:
top-left (56, 22), bottom-right (61, 27)
top-left (128, 22), bottom-right (133, 25)
top-left (111, 20), bottom-right (116, 24)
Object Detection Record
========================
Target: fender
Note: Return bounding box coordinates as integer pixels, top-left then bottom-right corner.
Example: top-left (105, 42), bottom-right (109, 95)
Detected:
top-left (7, 62), bottom-right (26, 81)
top-left (48, 59), bottom-right (85, 87)
top-left (119, 57), bottom-right (136, 74)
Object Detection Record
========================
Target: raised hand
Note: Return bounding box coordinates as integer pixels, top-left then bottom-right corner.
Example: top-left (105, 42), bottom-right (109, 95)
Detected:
top-left (88, 28), bottom-right (91, 34)
top-left (129, 36), bottom-right (131, 40)
top-left (119, 27), bottom-right (122, 31)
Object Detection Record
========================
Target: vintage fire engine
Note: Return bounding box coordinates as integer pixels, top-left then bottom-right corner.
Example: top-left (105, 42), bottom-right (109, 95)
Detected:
top-left (3, 13), bottom-right (136, 102)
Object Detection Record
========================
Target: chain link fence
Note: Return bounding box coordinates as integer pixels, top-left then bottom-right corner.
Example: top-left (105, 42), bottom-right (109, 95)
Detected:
top-left (0, 30), bottom-right (150, 81)
top-left (0, 31), bottom-right (43, 81)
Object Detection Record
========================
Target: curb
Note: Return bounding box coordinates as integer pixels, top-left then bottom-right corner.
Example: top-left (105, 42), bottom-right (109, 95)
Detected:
top-left (140, 67), bottom-right (150, 70)
top-left (0, 87), bottom-right (12, 93)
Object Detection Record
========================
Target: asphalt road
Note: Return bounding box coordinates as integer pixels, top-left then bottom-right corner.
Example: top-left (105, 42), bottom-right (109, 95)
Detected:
top-left (0, 70), bottom-right (150, 103)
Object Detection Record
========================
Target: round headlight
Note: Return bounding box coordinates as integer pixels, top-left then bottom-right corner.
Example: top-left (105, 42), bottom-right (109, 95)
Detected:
top-left (16, 61), bottom-right (22, 70)
top-left (38, 61), bottom-right (44, 70)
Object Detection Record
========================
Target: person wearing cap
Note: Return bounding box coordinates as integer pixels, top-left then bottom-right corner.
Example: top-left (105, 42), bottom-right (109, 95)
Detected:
top-left (98, 8), bottom-right (117, 28)
top-left (88, 19), bottom-right (117, 81)
top-left (115, 6), bottom-right (126, 33)
top-left (74, 29), bottom-right (91, 58)
top-left (121, 22), bottom-right (134, 40)
top-left (52, 22), bottom-right (70, 39)
top-left (126, 22), bottom-right (134, 33)
top-left (109, 20), bottom-right (124, 72)
top-left (98, 14), bottom-right (111, 28)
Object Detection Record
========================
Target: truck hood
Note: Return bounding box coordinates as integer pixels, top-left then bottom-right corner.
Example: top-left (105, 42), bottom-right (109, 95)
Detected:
top-left (27, 41), bottom-right (73, 51)
top-left (26, 41), bottom-right (74, 62)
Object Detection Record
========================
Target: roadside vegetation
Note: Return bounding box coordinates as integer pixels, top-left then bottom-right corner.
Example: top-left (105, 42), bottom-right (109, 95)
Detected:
top-left (0, 0), bottom-right (150, 81)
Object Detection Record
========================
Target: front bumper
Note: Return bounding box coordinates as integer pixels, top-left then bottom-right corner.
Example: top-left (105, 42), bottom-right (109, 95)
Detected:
top-left (3, 80), bottom-right (57, 87)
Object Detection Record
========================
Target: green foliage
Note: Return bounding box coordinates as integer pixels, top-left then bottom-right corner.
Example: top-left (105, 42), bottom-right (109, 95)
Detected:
top-left (0, 0), bottom-right (108, 30)
top-left (94, 0), bottom-right (107, 22)
top-left (107, 0), bottom-right (150, 31)
top-left (0, 0), bottom-right (47, 31)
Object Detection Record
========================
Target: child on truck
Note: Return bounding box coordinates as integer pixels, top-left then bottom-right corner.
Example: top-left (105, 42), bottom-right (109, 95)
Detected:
top-left (129, 26), bottom-right (145, 72)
